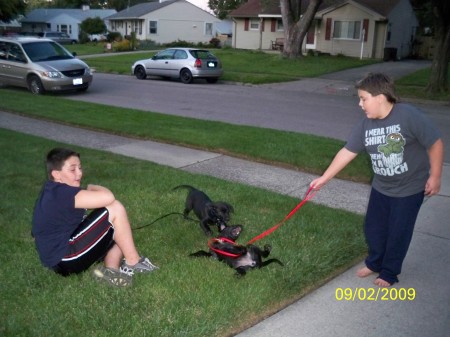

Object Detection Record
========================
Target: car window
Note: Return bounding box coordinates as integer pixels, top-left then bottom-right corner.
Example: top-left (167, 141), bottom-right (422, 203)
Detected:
top-left (0, 42), bottom-right (7, 60)
top-left (189, 50), bottom-right (215, 59)
top-left (22, 41), bottom-right (73, 62)
top-left (8, 44), bottom-right (27, 63)
top-left (173, 50), bottom-right (188, 60)
top-left (154, 49), bottom-right (175, 60)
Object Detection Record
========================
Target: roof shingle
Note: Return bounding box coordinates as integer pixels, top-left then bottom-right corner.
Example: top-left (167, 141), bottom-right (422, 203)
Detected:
top-left (106, 0), bottom-right (179, 20)
top-left (229, 0), bottom-right (401, 18)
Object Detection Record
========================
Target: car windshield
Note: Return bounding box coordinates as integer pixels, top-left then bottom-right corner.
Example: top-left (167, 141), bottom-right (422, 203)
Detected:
top-left (189, 50), bottom-right (216, 59)
top-left (22, 41), bottom-right (74, 62)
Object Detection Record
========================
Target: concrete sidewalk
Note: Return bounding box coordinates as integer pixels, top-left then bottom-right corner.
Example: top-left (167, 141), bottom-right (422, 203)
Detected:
top-left (1, 110), bottom-right (449, 337)
top-left (236, 166), bottom-right (450, 337)
top-left (0, 111), bottom-right (370, 215)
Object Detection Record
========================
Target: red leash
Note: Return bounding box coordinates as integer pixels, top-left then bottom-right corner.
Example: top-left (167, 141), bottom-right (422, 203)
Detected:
top-left (246, 186), bottom-right (316, 245)
top-left (207, 187), bottom-right (317, 258)
top-left (208, 237), bottom-right (243, 258)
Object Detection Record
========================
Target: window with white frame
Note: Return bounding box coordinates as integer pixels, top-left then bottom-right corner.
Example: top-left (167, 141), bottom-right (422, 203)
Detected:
top-left (149, 21), bottom-right (157, 34)
top-left (250, 19), bottom-right (260, 30)
top-left (276, 19), bottom-right (284, 31)
top-left (333, 20), bottom-right (361, 39)
top-left (205, 22), bottom-right (212, 36)
top-left (133, 21), bottom-right (142, 34)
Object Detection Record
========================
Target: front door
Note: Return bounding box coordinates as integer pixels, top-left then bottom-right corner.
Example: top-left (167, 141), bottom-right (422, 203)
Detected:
top-left (306, 23), bottom-right (316, 50)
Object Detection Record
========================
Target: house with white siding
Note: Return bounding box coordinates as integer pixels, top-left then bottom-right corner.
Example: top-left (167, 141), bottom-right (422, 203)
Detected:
top-left (229, 0), bottom-right (419, 60)
top-left (20, 7), bottom-right (116, 41)
top-left (106, 0), bottom-right (222, 44)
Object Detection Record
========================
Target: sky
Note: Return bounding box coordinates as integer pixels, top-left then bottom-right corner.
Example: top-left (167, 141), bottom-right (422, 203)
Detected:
top-left (186, 0), bottom-right (212, 13)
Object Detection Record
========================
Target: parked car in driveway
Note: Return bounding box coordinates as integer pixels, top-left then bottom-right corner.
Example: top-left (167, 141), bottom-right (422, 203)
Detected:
top-left (38, 31), bottom-right (78, 44)
top-left (88, 33), bottom-right (107, 42)
top-left (131, 47), bottom-right (223, 84)
top-left (0, 37), bottom-right (93, 94)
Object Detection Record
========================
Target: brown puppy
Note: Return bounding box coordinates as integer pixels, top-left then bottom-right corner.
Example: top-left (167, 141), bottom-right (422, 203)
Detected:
top-left (173, 185), bottom-right (234, 236)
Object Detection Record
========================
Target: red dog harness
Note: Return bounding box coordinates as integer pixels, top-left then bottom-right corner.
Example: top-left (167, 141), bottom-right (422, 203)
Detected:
top-left (208, 187), bottom-right (316, 258)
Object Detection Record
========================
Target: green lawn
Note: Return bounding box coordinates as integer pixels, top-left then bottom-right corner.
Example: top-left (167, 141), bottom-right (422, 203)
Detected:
top-left (396, 66), bottom-right (450, 101)
top-left (0, 90), bottom-right (373, 183)
top-left (68, 44), bottom-right (450, 101)
top-left (0, 130), bottom-right (366, 337)
top-left (84, 48), bottom-right (379, 84)
top-left (0, 46), bottom-right (446, 337)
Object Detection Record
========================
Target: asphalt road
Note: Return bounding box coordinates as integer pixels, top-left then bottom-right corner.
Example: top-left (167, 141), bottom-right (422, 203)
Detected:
top-left (65, 63), bottom-right (449, 161)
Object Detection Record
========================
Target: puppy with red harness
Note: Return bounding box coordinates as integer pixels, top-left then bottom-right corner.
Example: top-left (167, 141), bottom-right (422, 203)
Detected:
top-left (190, 225), bottom-right (284, 276)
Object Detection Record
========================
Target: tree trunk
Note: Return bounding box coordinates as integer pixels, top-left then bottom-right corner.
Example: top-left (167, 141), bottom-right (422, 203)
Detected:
top-left (426, 0), bottom-right (450, 93)
top-left (280, 0), bottom-right (323, 58)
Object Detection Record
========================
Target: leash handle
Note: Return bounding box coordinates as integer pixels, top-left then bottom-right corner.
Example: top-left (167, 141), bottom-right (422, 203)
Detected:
top-left (246, 187), bottom-right (316, 245)
top-left (282, 186), bottom-right (316, 221)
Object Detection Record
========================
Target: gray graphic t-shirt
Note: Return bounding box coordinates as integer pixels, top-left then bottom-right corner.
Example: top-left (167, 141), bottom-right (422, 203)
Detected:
top-left (345, 103), bottom-right (441, 197)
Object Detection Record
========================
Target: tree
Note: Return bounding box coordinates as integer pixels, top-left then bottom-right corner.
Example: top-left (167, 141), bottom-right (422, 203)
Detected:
top-left (80, 17), bottom-right (107, 35)
top-left (410, 0), bottom-right (449, 94)
top-left (280, 0), bottom-right (323, 58)
top-left (208, 0), bottom-right (246, 19)
top-left (427, 0), bottom-right (450, 94)
top-left (101, 0), bottom-right (149, 11)
top-left (0, 0), bottom-right (26, 22)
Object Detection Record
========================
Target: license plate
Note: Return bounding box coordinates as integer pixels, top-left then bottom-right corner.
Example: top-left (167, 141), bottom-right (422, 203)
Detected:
top-left (207, 62), bottom-right (216, 68)
top-left (73, 78), bottom-right (83, 85)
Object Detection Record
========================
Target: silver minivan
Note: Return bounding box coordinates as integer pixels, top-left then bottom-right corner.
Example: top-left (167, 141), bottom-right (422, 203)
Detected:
top-left (38, 31), bottom-right (78, 44)
top-left (0, 37), bottom-right (92, 94)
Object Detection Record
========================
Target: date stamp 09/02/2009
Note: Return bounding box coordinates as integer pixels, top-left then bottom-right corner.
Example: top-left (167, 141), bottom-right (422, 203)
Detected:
top-left (335, 287), bottom-right (416, 301)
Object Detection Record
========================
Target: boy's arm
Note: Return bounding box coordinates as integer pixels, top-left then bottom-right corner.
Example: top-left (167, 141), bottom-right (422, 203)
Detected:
top-left (74, 184), bottom-right (115, 209)
top-left (425, 139), bottom-right (444, 196)
top-left (310, 147), bottom-right (358, 190)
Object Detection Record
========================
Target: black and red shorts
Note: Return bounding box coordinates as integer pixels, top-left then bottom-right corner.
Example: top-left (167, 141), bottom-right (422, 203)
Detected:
top-left (53, 208), bottom-right (115, 276)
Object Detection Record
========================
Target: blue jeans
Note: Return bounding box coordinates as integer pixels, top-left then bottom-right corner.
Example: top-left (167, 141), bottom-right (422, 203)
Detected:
top-left (364, 188), bottom-right (424, 284)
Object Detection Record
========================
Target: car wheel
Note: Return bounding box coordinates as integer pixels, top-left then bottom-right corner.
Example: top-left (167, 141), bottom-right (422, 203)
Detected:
top-left (180, 69), bottom-right (193, 84)
top-left (134, 65), bottom-right (147, 80)
top-left (28, 75), bottom-right (45, 95)
top-left (206, 77), bottom-right (218, 84)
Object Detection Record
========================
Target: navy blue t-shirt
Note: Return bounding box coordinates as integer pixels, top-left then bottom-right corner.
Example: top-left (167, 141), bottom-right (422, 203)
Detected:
top-left (32, 181), bottom-right (85, 268)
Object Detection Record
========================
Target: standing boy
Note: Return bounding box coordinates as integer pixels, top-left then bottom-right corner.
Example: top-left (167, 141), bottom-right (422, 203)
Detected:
top-left (310, 73), bottom-right (444, 287)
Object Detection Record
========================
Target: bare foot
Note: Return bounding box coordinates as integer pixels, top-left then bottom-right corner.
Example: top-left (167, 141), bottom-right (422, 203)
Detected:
top-left (356, 266), bottom-right (375, 278)
top-left (374, 278), bottom-right (392, 287)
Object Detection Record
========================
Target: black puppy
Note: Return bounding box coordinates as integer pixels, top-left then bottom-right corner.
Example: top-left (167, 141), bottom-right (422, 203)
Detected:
top-left (190, 226), bottom-right (283, 276)
top-left (173, 185), bottom-right (234, 236)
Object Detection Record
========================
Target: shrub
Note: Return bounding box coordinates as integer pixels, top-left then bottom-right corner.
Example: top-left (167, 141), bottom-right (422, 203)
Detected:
top-left (78, 31), bottom-right (90, 44)
top-left (136, 39), bottom-right (159, 50)
top-left (112, 39), bottom-right (131, 52)
top-left (209, 37), bottom-right (221, 48)
top-left (129, 32), bottom-right (138, 50)
top-left (107, 31), bottom-right (122, 42)
top-left (163, 39), bottom-right (195, 48)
